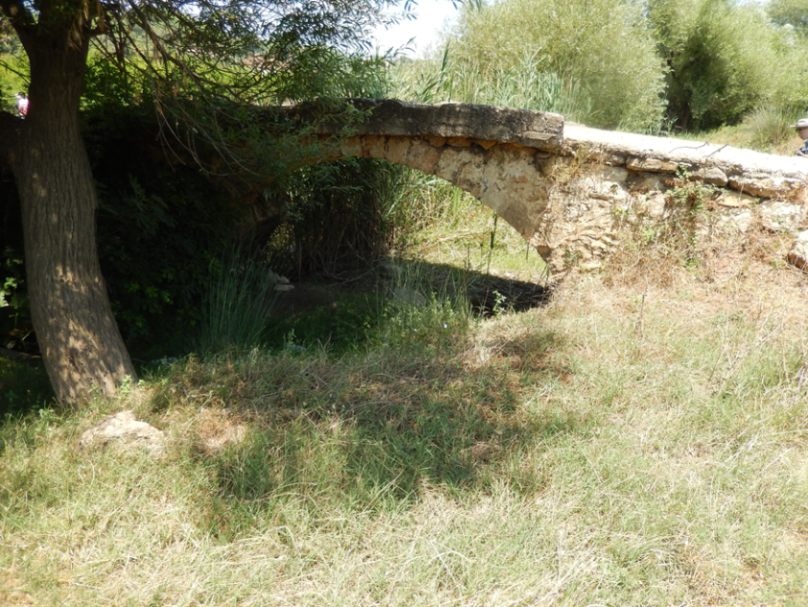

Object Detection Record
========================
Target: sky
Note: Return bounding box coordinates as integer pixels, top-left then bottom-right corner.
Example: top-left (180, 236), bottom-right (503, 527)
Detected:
top-left (371, 1), bottom-right (462, 58)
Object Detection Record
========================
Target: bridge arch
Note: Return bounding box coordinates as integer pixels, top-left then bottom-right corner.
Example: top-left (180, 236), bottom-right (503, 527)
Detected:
top-left (279, 98), bottom-right (808, 272)
top-left (286, 98), bottom-right (565, 249)
top-left (335, 134), bottom-right (551, 247)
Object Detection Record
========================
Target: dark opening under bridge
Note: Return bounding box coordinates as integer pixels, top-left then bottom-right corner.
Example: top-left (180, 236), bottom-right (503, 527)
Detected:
top-left (279, 98), bottom-right (808, 271)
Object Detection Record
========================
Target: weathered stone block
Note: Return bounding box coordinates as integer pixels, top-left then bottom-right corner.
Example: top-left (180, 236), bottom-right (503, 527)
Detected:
top-left (692, 166), bottom-right (728, 186)
top-left (714, 191), bottom-right (756, 208)
top-left (401, 139), bottom-right (442, 174)
top-left (383, 136), bottom-right (414, 166)
top-left (787, 230), bottom-right (808, 271)
top-left (600, 166), bottom-right (629, 183)
top-left (447, 137), bottom-right (473, 148)
top-left (627, 157), bottom-right (679, 173)
top-left (728, 176), bottom-right (803, 198)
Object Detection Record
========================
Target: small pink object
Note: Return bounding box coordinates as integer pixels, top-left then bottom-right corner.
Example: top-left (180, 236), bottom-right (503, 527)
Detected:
top-left (15, 92), bottom-right (28, 117)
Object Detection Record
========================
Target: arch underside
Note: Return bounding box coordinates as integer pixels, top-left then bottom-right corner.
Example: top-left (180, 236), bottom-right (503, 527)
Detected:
top-left (335, 134), bottom-right (553, 247)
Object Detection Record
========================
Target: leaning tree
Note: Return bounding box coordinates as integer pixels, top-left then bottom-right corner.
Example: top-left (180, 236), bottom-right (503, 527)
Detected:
top-left (0, 0), bottom-right (401, 404)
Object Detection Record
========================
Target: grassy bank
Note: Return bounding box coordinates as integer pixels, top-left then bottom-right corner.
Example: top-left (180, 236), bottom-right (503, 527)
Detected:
top-left (2, 202), bottom-right (808, 605)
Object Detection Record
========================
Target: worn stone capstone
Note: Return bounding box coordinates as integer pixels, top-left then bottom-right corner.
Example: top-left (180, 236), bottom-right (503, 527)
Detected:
top-left (288, 98), bottom-right (565, 150)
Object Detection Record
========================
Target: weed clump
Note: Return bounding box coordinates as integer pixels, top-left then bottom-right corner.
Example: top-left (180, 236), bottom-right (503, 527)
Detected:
top-left (602, 169), bottom-right (728, 288)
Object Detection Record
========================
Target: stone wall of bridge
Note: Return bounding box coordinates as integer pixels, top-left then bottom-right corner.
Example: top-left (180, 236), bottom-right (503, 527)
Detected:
top-left (531, 123), bottom-right (808, 273)
top-left (531, 146), bottom-right (808, 273)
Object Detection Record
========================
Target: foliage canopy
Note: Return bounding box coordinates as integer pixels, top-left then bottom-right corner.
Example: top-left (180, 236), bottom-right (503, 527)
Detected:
top-left (0, 0), bottom-right (410, 403)
top-left (391, 0), bottom-right (808, 133)
top-left (766, 0), bottom-right (808, 33)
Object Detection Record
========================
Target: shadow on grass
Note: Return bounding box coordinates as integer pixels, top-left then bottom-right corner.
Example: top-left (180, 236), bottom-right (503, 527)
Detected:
top-left (187, 317), bottom-right (590, 533)
top-left (137, 257), bottom-right (564, 532)
top-left (262, 290), bottom-right (384, 355)
top-left (261, 259), bottom-right (552, 355)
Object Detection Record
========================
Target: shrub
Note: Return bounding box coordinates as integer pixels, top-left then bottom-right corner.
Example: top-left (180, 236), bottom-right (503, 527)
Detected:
top-left (82, 105), bottom-right (241, 354)
top-left (745, 103), bottom-right (800, 151)
top-left (766, 0), bottom-right (808, 34)
top-left (435, 0), bottom-right (667, 132)
top-left (263, 157), bottom-right (406, 278)
top-left (649, 0), bottom-right (808, 130)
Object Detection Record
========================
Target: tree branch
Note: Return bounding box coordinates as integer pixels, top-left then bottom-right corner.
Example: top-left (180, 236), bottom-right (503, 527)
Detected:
top-left (0, 0), bottom-right (37, 45)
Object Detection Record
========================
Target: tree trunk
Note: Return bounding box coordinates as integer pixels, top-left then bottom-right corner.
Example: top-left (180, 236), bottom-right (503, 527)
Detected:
top-left (11, 34), bottom-right (137, 404)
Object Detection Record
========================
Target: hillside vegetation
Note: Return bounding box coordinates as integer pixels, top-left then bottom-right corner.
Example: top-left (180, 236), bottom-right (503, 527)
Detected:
top-left (391, 0), bottom-right (808, 137)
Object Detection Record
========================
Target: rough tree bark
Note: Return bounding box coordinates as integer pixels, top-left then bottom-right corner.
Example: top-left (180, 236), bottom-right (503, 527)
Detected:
top-left (0, 20), bottom-right (137, 404)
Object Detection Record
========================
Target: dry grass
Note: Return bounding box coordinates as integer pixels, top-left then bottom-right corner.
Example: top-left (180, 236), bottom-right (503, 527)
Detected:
top-left (2, 214), bottom-right (808, 606)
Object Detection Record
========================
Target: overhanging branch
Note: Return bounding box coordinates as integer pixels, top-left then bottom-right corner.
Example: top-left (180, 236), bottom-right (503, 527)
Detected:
top-left (0, 0), bottom-right (37, 45)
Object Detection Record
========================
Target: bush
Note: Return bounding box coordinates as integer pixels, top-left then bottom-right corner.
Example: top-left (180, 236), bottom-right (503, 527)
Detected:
top-left (263, 157), bottom-right (406, 278)
top-left (766, 0), bottom-right (808, 34)
top-left (649, 0), bottom-right (808, 130)
top-left (83, 105), bottom-right (241, 354)
top-left (745, 103), bottom-right (800, 151)
top-left (0, 25), bottom-right (28, 114)
top-left (433, 0), bottom-right (667, 132)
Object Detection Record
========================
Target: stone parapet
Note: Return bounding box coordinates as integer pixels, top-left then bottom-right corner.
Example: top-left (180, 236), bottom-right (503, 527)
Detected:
top-left (563, 123), bottom-right (808, 198)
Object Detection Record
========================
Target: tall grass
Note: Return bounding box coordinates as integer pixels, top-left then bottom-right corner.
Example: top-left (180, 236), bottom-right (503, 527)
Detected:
top-left (390, 48), bottom-right (593, 122)
top-left (3, 252), bottom-right (808, 605)
top-left (746, 105), bottom-right (795, 150)
top-left (676, 100), bottom-right (808, 155)
top-left (417, 0), bottom-right (666, 132)
top-left (3, 171), bottom-right (808, 606)
top-left (195, 247), bottom-right (279, 354)
top-left (381, 259), bottom-right (474, 345)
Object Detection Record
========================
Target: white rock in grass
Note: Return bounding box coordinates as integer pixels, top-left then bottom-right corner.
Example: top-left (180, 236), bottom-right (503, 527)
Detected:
top-left (78, 411), bottom-right (165, 456)
top-left (268, 270), bottom-right (291, 285)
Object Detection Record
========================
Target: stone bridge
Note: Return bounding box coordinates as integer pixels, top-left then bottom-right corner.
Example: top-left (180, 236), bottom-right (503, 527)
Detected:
top-left (282, 98), bottom-right (808, 272)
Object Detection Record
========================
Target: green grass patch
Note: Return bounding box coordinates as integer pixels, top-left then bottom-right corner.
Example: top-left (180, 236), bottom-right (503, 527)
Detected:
top-left (262, 292), bottom-right (384, 355)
